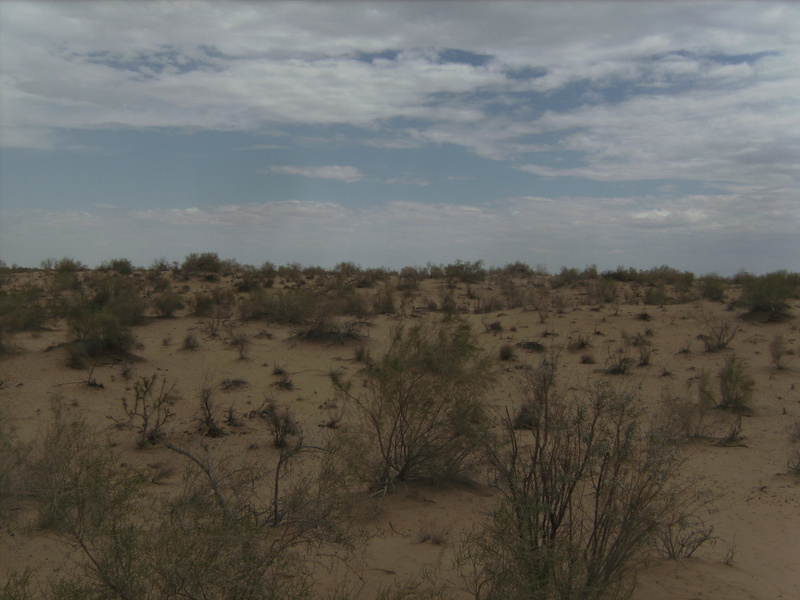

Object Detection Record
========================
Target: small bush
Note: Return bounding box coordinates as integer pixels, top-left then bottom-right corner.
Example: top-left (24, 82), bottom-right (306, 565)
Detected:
top-left (717, 355), bottom-right (755, 410)
top-left (120, 375), bottom-right (178, 447)
top-left (227, 328), bottom-right (252, 359)
top-left (498, 344), bottom-right (516, 361)
top-left (700, 355), bottom-right (755, 411)
top-left (152, 290), bottom-right (184, 317)
top-left (698, 312), bottom-right (738, 352)
top-left (197, 381), bottom-right (225, 437)
top-left (604, 344), bottom-right (633, 375)
top-left (294, 314), bottom-right (362, 345)
top-left (769, 334), bottom-right (794, 370)
top-left (182, 332), bottom-right (199, 350)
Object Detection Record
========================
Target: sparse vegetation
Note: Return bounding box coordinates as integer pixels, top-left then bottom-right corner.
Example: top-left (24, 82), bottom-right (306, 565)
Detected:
top-left (699, 355), bottom-right (755, 411)
top-left (119, 374), bottom-right (178, 447)
top-left (1, 260), bottom-right (796, 598)
top-left (459, 358), bottom-right (699, 600)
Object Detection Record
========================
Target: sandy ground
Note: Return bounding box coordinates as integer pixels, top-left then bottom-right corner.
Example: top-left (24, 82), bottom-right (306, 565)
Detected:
top-left (1, 270), bottom-right (798, 598)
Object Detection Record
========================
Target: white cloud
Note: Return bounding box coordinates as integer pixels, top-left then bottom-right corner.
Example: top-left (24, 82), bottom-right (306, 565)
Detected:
top-left (265, 165), bottom-right (364, 182)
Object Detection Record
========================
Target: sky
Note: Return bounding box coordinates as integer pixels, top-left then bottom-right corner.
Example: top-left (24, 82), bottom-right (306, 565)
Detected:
top-left (1, 1), bottom-right (798, 275)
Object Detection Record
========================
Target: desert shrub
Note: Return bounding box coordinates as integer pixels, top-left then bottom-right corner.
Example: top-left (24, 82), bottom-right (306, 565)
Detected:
top-left (294, 313), bottom-right (362, 345)
top-left (397, 266), bottom-right (425, 291)
top-left (372, 281), bottom-right (396, 314)
top-left (0, 285), bottom-right (48, 332)
top-left (587, 278), bottom-right (618, 305)
top-left (739, 270), bottom-right (800, 320)
top-left (697, 274), bottom-right (727, 302)
top-left (149, 256), bottom-right (172, 271)
top-left (189, 287), bottom-right (236, 318)
top-left (98, 258), bottom-right (134, 274)
top-left (643, 283), bottom-right (668, 305)
top-left (699, 355), bottom-right (755, 411)
top-left (181, 251), bottom-right (224, 274)
top-left (40, 257), bottom-right (85, 272)
top-left (120, 374), bottom-right (178, 447)
top-left (197, 380), bottom-right (225, 438)
top-left (226, 327), bottom-right (252, 359)
top-left (444, 259), bottom-right (486, 285)
top-left (240, 288), bottom-right (319, 324)
top-left (603, 343), bottom-right (633, 375)
top-left (183, 332), bottom-right (200, 350)
top-left (717, 355), bottom-right (755, 410)
top-left (332, 319), bottom-right (494, 490)
top-left (83, 273), bottom-right (147, 326)
top-left (25, 396), bottom-right (144, 532)
top-left (152, 289), bottom-right (184, 317)
top-left (698, 312), bottom-right (738, 352)
top-left (253, 399), bottom-right (300, 448)
top-left (769, 334), bottom-right (794, 370)
top-left (458, 372), bottom-right (697, 600)
top-left (499, 344), bottom-right (516, 361)
top-left (63, 295), bottom-right (136, 366)
top-left (0, 408), bottom-right (28, 522)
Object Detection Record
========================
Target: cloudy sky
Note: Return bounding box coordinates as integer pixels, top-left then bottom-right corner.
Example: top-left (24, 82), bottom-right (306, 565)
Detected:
top-left (1, 1), bottom-right (798, 274)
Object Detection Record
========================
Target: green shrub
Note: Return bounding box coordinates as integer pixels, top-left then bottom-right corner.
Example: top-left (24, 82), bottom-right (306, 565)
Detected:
top-left (444, 259), bottom-right (486, 285)
top-left (181, 252), bottom-right (224, 274)
top-left (698, 274), bottom-right (727, 302)
top-left (0, 286), bottom-right (48, 332)
top-left (98, 258), bottom-right (134, 274)
top-left (152, 290), bottom-right (184, 317)
top-left (740, 270), bottom-right (800, 320)
top-left (717, 355), bottom-right (755, 410)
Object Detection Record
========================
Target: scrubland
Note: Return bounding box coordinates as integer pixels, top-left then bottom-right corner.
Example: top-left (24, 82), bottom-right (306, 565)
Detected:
top-left (1, 256), bottom-right (798, 599)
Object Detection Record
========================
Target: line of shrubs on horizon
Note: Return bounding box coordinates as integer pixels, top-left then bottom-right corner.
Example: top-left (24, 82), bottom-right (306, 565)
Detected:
top-left (1, 253), bottom-right (798, 361)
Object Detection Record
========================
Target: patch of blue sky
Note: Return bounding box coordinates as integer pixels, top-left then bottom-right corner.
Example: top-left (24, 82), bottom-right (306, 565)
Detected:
top-left (76, 46), bottom-right (213, 78)
top-left (436, 48), bottom-right (493, 67)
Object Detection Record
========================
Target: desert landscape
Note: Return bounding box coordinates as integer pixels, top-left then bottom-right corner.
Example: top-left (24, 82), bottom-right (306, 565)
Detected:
top-left (1, 255), bottom-right (798, 599)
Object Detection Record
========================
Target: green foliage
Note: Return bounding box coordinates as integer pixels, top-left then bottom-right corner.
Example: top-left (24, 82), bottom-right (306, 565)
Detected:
top-left (697, 274), bottom-right (727, 302)
top-left (739, 270), bottom-right (800, 320)
top-left (41, 257), bottom-right (86, 272)
top-left (0, 285), bottom-right (48, 333)
top-left (332, 319), bottom-right (494, 490)
top-left (181, 251), bottom-right (224, 274)
top-left (98, 258), bottom-right (135, 274)
top-left (189, 288), bottom-right (236, 318)
top-left (717, 355), bottom-right (755, 410)
top-left (61, 281), bottom-right (142, 365)
top-left (699, 355), bottom-right (755, 411)
top-left (444, 259), bottom-right (487, 285)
